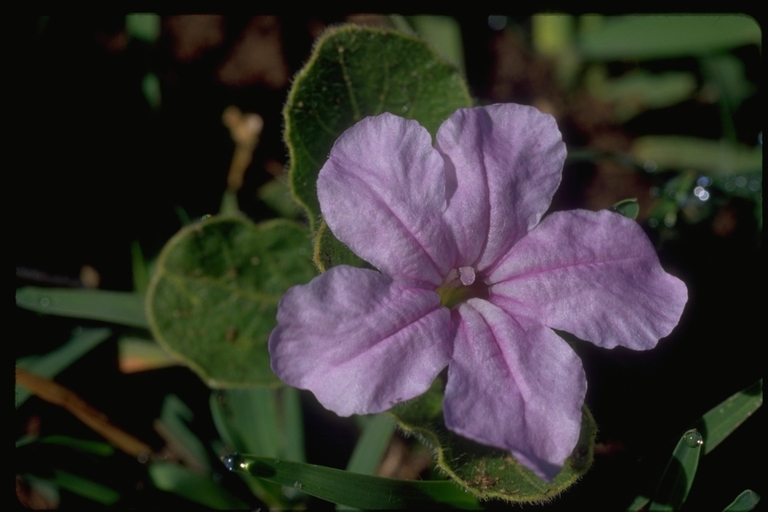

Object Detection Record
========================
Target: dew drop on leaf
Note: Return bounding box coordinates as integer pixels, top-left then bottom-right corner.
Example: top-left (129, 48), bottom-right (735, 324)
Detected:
top-left (683, 430), bottom-right (703, 448)
top-left (222, 452), bottom-right (242, 472)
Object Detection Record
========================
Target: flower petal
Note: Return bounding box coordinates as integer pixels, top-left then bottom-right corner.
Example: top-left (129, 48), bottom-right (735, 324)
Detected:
top-left (269, 266), bottom-right (452, 416)
top-left (436, 104), bottom-right (566, 272)
top-left (489, 210), bottom-right (688, 350)
top-left (318, 113), bottom-right (455, 286)
top-left (444, 299), bottom-right (586, 482)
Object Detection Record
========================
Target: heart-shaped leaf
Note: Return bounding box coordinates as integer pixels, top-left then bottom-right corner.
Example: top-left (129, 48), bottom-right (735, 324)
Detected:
top-left (284, 25), bottom-right (472, 247)
top-left (146, 216), bottom-right (316, 388)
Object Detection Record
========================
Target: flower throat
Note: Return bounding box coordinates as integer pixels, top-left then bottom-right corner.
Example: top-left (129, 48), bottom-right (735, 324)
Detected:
top-left (437, 266), bottom-right (489, 309)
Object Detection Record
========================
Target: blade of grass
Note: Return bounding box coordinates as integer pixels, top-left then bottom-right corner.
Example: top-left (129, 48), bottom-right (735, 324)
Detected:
top-left (627, 494), bottom-right (651, 511)
top-left (649, 429), bottom-right (703, 510)
top-left (155, 395), bottom-right (210, 473)
top-left (346, 414), bottom-right (395, 475)
top-left (225, 453), bottom-right (481, 510)
top-left (149, 462), bottom-right (248, 509)
top-left (131, 240), bottom-right (150, 293)
top-left (338, 414), bottom-right (396, 511)
top-left (578, 15), bottom-right (760, 60)
top-left (16, 287), bottom-right (147, 328)
top-left (210, 389), bottom-right (294, 508)
top-left (224, 388), bottom-right (280, 457)
top-left (117, 336), bottom-right (178, 373)
top-left (693, 379), bottom-right (762, 455)
top-left (629, 380), bottom-right (762, 509)
top-left (281, 387), bottom-right (305, 463)
top-left (53, 470), bottom-right (120, 505)
top-left (16, 327), bottom-right (111, 407)
top-left (723, 489), bottom-right (760, 511)
top-left (38, 436), bottom-right (114, 456)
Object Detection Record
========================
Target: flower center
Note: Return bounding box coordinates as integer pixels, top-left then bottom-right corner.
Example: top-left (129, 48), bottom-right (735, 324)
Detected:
top-left (437, 266), bottom-right (489, 309)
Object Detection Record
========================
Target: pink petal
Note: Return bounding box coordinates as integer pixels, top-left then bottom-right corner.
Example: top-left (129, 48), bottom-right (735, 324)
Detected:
top-left (444, 299), bottom-right (586, 482)
top-left (268, 266), bottom-right (452, 416)
top-left (436, 104), bottom-right (566, 272)
top-left (489, 210), bottom-right (688, 350)
top-left (318, 114), bottom-right (456, 286)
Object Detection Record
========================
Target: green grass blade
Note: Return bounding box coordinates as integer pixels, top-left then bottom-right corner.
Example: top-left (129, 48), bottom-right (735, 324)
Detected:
top-left (211, 387), bottom-right (307, 508)
top-left (338, 414), bottom-right (396, 511)
top-left (649, 430), bottom-right (703, 510)
top-left (694, 379), bottom-right (762, 455)
top-left (578, 15), bottom-right (760, 60)
top-left (131, 240), bottom-right (150, 293)
top-left (16, 435), bottom-right (115, 457)
top-left (282, 387), bottom-right (305, 463)
top-left (149, 462), bottom-right (248, 509)
top-left (630, 380), bottom-right (762, 509)
top-left (16, 327), bottom-right (112, 407)
top-left (627, 494), bottom-right (651, 511)
top-left (53, 470), bottom-right (120, 505)
top-left (346, 414), bottom-right (395, 475)
top-left (16, 287), bottom-right (148, 328)
top-left (210, 390), bottom-right (294, 508)
top-left (41, 436), bottom-right (115, 456)
top-left (157, 395), bottom-right (210, 472)
top-left (723, 489), bottom-right (760, 511)
top-left (224, 453), bottom-right (481, 510)
top-left (212, 389), bottom-right (281, 458)
top-left (117, 336), bottom-right (178, 373)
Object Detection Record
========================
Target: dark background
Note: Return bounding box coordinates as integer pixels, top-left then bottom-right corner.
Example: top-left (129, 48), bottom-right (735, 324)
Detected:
top-left (16, 15), bottom-right (762, 510)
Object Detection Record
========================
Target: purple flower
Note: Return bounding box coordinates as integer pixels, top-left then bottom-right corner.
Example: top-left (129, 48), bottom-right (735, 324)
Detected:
top-left (269, 104), bottom-right (687, 481)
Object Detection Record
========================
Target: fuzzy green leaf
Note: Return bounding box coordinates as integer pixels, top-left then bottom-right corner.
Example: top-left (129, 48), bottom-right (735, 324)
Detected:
top-left (312, 219), bottom-right (367, 272)
top-left (389, 377), bottom-right (596, 503)
top-left (146, 216), bottom-right (316, 388)
top-left (284, 24), bottom-right (472, 237)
